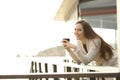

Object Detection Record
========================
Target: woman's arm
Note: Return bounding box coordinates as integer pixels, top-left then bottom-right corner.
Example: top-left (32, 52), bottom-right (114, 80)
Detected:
top-left (74, 39), bottom-right (101, 65)
top-left (66, 48), bottom-right (81, 64)
top-left (62, 40), bottom-right (81, 64)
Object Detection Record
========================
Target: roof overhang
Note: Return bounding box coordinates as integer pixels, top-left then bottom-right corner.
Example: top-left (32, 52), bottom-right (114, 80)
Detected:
top-left (54, 0), bottom-right (79, 21)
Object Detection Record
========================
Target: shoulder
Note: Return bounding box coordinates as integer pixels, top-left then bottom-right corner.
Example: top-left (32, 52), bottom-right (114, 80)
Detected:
top-left (89, 38), bottom-right (101, 47)
top-left (93, 38), bottom-right (101, 44)
top-left (89, 38), bottom-right (101, 44)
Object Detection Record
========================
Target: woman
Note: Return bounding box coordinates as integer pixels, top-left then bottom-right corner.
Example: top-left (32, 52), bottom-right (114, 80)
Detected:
top-left (62, 19), bottom-right (118, 80)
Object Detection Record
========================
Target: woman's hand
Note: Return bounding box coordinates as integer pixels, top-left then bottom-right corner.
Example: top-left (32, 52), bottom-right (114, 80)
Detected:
top-left (61, 40), bottom-right (76, 49)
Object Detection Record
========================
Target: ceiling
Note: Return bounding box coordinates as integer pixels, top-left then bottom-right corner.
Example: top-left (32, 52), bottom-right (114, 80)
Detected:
top-left (54, 0), bottom-right (79, 21)
top-left (54, 0), bottom-right (116, 21)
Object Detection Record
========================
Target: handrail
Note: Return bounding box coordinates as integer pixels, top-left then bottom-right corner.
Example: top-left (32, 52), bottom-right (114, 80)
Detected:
top-left (1, 58), bottom-right (119, 79)
top-left (0, 72), bottom-right (120, 79)
top-left (28, 60), bottom-right (120, 80)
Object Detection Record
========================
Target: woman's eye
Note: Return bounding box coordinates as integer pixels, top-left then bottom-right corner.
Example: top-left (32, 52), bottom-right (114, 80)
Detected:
top-left (75, 28), bottom-right (82, 32)
top-left (74, 28), bottom-right (76, 31)
top-left (78, 29), bottom-right (82, 31)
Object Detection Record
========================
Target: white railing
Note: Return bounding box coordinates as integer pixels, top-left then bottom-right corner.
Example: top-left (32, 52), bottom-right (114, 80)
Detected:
top-left (0, 57), bottom-right (119, 80)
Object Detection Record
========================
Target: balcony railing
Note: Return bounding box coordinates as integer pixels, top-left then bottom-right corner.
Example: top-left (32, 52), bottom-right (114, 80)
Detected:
top-left (0, 72), bottom-right (120, 79)
top-left (0, 57), bottom-right (119, 80)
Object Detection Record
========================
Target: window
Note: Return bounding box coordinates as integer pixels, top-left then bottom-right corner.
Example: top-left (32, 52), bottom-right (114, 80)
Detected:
top-left (79, 0), bottom-right (117, 48)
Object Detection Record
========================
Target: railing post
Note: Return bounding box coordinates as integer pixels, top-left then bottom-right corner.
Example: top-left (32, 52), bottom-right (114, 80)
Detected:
top-left (38, 62), bottom-right (42, 80)
top-left (38, 63), bottom-right (42, 73)
top-left (34, 62), bottom-right (37, 73)
top-left (73, 67), bottom-right (80, 80)
top-left (45, 63), bottom-right (48, 80)
top-left (66, 66), bottom-right (72, 80)
top-left (29, 61), bottom-right (38, 80)
top-left (53, 64), bottom-right (59, 80)
top-left (88, 70), bottom-right (96, 80)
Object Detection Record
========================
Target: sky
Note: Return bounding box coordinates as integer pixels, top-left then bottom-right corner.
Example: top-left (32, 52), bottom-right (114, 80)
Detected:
top-left (0, 0), bottom-right (74, 57)
top-left (0, 0), bottom-right (116, 57)
top-left (0, 0), bottom-right (77, 73)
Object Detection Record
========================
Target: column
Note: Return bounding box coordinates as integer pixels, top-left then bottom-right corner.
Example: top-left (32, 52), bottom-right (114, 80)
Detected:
top-left (117, 0), bottom-right (120, 70)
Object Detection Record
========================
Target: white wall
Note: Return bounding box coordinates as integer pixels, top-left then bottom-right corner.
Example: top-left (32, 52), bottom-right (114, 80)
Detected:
top-left (117, 0), bottom-right (120, 69)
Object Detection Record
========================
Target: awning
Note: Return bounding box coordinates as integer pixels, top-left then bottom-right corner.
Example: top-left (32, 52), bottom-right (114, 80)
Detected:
top-left (54, 0), bottom-right (79, 21)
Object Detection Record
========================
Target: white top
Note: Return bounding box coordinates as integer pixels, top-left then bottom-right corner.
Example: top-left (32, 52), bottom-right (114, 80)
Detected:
top-left (67, 39), bottom-right (118, 67)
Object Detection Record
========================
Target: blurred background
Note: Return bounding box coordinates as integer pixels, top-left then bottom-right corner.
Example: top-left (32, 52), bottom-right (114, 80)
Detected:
top-left (0, 0), bottom-right (117, 57)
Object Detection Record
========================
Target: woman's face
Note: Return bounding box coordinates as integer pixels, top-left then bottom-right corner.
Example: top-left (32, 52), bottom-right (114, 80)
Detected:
top-left (74, 23), bottom-right (85, 40)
